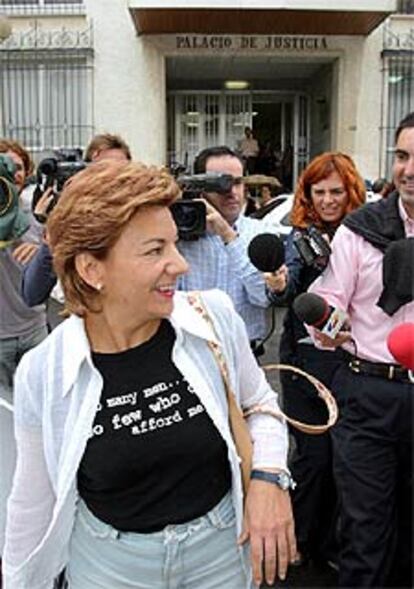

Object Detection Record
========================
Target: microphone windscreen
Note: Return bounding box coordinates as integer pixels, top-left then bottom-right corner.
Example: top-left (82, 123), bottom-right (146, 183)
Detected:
top-left (387, 323), bottom-right (414, 371)
top-left (247, 233), bottom-right (285, 273)
top-left (293, 292), bottom-right (328, 326)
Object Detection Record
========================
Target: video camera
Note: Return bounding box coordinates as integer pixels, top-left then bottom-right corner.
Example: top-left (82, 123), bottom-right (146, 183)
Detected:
top-left (0, 154), bottom-right (30, 245)
top-left (292, 225), bottom-right (332, 270)
top-left (171, 172), bottom-right (237, 240)
top-left (32, 148), bottom-right (86, 222)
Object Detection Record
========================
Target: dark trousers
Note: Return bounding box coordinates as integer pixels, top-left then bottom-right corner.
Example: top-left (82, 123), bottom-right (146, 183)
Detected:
top-left (331, 364), bottom-right (413, 588)
top-left (281, 344), bottom-right (343, 562)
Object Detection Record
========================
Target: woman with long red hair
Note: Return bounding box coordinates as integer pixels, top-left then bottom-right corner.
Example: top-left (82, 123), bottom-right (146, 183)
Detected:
top-left (265, 152), bottom-right (366, 572)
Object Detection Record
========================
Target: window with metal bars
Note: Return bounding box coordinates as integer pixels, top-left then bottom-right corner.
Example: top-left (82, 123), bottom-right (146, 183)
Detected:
top-left (0, 1), bottom-right (82, 5)
top-left (0, 1), bottom-right (84, 17)
top-left (381, 54), bottom-right (414, 177)
top-left (0, 55), bottom-right (93, 154)
top-left (397, 0), bottom-right (414, 14)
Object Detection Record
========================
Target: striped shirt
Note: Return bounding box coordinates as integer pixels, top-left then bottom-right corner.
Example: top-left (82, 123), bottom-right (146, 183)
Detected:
top-left (177, 215), bottom-right (278, 340)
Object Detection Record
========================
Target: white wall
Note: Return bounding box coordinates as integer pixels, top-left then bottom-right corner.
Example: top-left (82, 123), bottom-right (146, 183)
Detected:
top-left (308, 62), bottom-right (334, 157)
top-left (353, 26), bottom-right (385, 181)
top-left (323, 31), bottom-right (384, 181)
top-left (85, 0), bottom-right (166, 164)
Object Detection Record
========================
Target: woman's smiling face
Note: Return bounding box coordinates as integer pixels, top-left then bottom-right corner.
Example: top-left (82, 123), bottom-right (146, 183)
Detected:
top-left (310, 170), bottom-right (349, 224)
top-left (92, 206), bottom-right (189, 325)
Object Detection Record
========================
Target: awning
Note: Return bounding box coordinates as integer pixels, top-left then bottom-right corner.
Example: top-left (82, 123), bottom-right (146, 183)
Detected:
top-left (129, 1), bottom-right (397, 36)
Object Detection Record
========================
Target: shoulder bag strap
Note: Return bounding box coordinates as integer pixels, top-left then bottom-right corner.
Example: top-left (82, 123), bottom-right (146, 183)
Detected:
top-left (187, 291), bottom-right (338, 436)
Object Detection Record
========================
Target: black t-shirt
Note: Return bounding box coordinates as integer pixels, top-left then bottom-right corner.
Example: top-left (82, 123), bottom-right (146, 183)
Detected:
top-left (77, 319), bottom-right (231, 533)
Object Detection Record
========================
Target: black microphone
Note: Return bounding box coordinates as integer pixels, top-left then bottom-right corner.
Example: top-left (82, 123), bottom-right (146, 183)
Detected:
top-left (247, 233), bottom-right (285, 273)
top-left (293, 292), bottom-right (348, 339)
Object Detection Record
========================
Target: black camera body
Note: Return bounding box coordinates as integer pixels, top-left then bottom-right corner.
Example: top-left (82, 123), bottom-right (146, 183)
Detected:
top-left (32, 148), bottom-right (86, 222)
top-left (293, 225), bottom-right (332, 270)
top-left (171, 172), bottom-right (236, 240)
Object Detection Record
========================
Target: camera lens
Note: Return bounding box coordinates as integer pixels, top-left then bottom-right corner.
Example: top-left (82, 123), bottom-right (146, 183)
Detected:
top-left (38, 158), bottom-right (58, 176)
top-left (173, 203), bottom-right (199, 231)
top-left (170, 200), bottom-right (206, 240)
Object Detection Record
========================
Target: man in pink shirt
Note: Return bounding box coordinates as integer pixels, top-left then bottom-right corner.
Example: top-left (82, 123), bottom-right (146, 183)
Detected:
top-left (308, 112), bottom-right (414, 588)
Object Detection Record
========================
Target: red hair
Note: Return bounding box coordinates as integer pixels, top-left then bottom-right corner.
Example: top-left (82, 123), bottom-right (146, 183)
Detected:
top-left (290, 152), bottom-right (366, 229)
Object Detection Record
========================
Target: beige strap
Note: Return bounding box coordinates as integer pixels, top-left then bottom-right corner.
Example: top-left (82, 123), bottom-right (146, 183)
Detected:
top-left (245, 364), bottom-right (338, 434)
top-left (188, 291), bottom-right (253, 492)
top-left (188, 291), bottom-right (338, 435)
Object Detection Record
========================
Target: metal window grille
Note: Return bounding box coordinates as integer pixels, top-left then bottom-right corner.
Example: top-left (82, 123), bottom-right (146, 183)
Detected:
top-left (0, 23), bottom-right (93, 158)
top-left (0, 0), bottom-right (85, 17)
top-left (380, 22), bottom-right (414, 177)
top-left (397, 0), bottom-right (414, 14)
top-left (168, 92), bottom-right (252, 172)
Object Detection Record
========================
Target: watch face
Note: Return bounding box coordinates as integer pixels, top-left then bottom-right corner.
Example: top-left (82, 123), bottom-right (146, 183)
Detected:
top-left (277, 473), bottom-right (290, 490)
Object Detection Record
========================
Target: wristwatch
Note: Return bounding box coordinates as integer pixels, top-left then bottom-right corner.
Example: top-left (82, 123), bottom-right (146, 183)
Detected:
top-left (250, 469), bottom-right (296, 491)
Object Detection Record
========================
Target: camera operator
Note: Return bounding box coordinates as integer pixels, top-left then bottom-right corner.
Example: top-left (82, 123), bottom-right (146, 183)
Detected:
top-left (21, 133), bottom-right (131, 314)
top-left (266, 152), bottom-right (366, 570)
top-left (0, 139), bottom-right (48, 571)
top-left (307, 113), bottom-right (414, 588)
top-left (177, 146), bottom-right (279, 356)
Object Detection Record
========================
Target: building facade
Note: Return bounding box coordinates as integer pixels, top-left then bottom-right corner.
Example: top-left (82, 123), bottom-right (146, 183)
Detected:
top-left (0, 0), bottom-right (413, 185)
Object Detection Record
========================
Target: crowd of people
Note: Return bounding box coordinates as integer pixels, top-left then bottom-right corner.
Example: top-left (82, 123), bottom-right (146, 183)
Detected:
top-left (0, 111), bottom-right (412, 589)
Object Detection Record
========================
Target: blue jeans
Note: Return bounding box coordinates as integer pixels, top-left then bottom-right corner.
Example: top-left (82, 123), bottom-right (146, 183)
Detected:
top-left (0, 324), bottom-right (47, 555)
top-left (66, 493), bottom-right (249, 589)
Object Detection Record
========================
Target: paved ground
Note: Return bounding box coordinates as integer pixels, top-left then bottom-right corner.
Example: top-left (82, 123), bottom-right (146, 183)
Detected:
top-left (259, 309), bottom-right (338, 589)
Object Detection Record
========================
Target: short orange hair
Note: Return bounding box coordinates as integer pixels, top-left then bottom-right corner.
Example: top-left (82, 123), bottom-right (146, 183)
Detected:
top-left (47, 160), bottom-right (180, 317)
top-left (290, 152), bottom-right (366, 229)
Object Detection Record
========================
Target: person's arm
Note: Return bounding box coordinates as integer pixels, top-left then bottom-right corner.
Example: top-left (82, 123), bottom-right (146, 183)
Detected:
top-left (3, 357), bottom-right (55, 586)
top-left (198, 200), bottom-right (272, 308)
top-left (227, 218), bottom-right (289, 309)
top-left (307, 225), bottom-right (358, 348)
top-left (266, 229), bottom-right (304, 306)
top-left (12, 200), bottom-right (45, 266)
top-left (21, 242), bottom-right (57, 306)
top-left (225, 236), bottom-right (271, 307)
top-left (210, 292), bottom-right (296, 586)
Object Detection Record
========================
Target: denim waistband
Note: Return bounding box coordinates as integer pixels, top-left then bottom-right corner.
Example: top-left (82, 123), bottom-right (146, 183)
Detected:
top-left (76, 491), bottom-right (234, 541)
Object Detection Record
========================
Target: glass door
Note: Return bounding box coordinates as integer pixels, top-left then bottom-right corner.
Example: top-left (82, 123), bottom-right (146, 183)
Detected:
top-left (169, 91), bottom-right (252, 171)
top-left (224, 92), bottom-right (252, 153)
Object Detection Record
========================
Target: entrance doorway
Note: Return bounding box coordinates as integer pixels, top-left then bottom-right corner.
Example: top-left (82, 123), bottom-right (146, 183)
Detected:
top-left (168, 90), bottom-right (309, 189)
top-left (251, 95), bottom-right (295, 189)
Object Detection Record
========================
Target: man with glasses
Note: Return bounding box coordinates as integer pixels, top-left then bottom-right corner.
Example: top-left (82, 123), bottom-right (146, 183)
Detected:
top-left (177, 146), bottom-right (278, 356)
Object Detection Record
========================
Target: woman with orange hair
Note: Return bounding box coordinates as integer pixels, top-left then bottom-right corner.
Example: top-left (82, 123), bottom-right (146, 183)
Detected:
top-left (265, 152), bottom-right (366, 572)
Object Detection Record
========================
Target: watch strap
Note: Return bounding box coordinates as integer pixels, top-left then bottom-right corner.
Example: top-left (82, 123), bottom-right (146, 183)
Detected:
top-left (250, 469), bottom-right (295, 489)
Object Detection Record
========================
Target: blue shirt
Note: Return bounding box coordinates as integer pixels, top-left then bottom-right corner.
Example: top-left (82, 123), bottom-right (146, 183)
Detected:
top-left (177, 215), bottom-right (278, 340)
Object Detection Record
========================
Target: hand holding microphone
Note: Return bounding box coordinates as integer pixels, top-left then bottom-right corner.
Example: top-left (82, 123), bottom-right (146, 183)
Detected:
top-left (293, 292), bottom-right (351, 348)
top-left (247, 233), bottom-right (287, 293)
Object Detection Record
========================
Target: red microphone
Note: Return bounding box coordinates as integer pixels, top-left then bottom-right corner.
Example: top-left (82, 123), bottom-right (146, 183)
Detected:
top-left (387, 323), bottom-right (414, 372)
